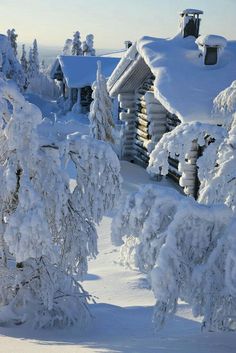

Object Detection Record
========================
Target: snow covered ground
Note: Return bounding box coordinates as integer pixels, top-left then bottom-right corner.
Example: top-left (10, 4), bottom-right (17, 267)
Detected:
top-left (0, 161), bottom-right (236, 353)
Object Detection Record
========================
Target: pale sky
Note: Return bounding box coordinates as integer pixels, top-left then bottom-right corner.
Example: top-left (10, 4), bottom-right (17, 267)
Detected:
top-left (1, 0), bottom-right (235, 49)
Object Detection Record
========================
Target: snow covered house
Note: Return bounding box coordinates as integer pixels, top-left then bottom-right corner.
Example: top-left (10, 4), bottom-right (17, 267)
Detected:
top-left (51, 56), bottom-right (120, 112)
top-left (107, 9), bottom-right (236, 198)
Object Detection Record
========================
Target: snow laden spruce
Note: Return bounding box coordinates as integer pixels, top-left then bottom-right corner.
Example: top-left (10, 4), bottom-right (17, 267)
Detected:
top-left (0, 78), bottom-right (121, 328)
top-left (89, 62), bottom-right (115, 144)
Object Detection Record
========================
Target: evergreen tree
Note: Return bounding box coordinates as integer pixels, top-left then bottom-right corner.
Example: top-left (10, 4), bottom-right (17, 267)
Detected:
top-left (27, 47), bottom-right (35, 79)
top-left (27, 40), bottom-right (39, 80)
top-left (20, 44), bottom-right (28, 90)
top-left (71, 31), bottom-right (82, 56)
top-left (63, 38), bottom-right (72, 55)
top-left (32, 39), bottom-right (40, 75)
top-left (7, 29), bottom-right (18, 57)
top-left (20, 44), bottom-right (28, 73)
top-left (82, 34), bottom-right (95, 56)
top-left (89, 61), bottom-right (115, 144)
top-left (0, 34), bottom-right (24, 89)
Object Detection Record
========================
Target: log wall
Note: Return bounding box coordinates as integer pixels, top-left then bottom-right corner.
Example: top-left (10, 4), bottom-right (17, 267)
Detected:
top-left (118, 76), bottom-right (199, 198)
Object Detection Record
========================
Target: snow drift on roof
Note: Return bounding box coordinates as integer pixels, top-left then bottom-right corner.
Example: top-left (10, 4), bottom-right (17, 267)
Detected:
top-left (196, 35), bottom-right (227, 48)
top-left (137, 35), bottom-right (236, 123)
top-left (57, 56), bottom-right (120, 88)
top-left (109, 34), bottom-right (236, 124)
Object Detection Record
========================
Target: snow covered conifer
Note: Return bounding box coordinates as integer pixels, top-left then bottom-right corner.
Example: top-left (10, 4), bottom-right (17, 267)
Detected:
top-left (7, 29), bottom-right (18, 57)
top-left (63, 38), bottom-right (72, 55)
top-left (32, 39), bottom-right (40, 75)
top-left (89, 61), bottom-right (115, 144)
top-left (0, 34), bottom-right (24, 89)
top-left (20, 44), bottom-right (28, 73)
top-left (0, 77), bottom-right (121, 328)
top-left (27, 47), bottom-right (34, 79)
top-left (82, 34), bottom-right (95, 56)
top-left (27, 40), bottom-right (39, 80)
top-left (71, 31), bottom-right (82, 56)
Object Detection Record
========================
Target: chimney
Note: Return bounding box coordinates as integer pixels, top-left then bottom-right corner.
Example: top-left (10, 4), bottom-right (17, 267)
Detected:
top-left (124, 41), bottom-right (132, 50)
top-left (196, 35), bottom-right (227, 66)
top-left (180, 9), bottom-right (203, 38)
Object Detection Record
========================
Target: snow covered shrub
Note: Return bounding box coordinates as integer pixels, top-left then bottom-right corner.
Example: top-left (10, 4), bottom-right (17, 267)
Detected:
top-left (198, 83), bottom-right (236, 210)
top-left (199, 113), bottom-right (236, 211)
top-left (27, 72), bottom-right (60, 100)
top-left (89, 61), bottom-right (115, 144)
top-left (0, 78), bottom-right (121, 327)
top-left (148, 122), bottom-right (226, 196)
top-left (112, 184), bottom-right (236, 331)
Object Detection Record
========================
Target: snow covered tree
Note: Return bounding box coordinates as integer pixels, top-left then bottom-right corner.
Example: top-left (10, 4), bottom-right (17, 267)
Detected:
top-left (71, 31), bottom-right (82, 56)
top-left (27, 40), bottom-right (40, 80)
top-left (199, 82), bottom-right (236, 210)
top-left (63, 38), bottom-right (72, 55)
top-left (89, 61), bottom-right (115, 144)
top-left (27, 48), bottom-right (34, 79)
top-left (0, 77), bottom-right (121, 327)
top-left (32, 39), bottom-right (40, 75)
top-left (0, 34), bottom-right (24, 89)
top-left (20, 44), bottom-right (28, 90)
top-left (7, 29), bottom-right (18, 57)
top-left (20, 44), bottom-right (28, 73)
top-left (148, 121), bottom-right (226, 196)
top-left (112, 184), bottom-right (236, 331)
top-left (82, 34), bottom-right (95, 56)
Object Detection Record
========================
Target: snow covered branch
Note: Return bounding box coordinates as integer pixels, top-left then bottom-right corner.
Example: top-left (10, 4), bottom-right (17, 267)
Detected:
top-left (0, 77), bottom-right (121, 327)
top-left (112, 184), bottom-right (235, 331)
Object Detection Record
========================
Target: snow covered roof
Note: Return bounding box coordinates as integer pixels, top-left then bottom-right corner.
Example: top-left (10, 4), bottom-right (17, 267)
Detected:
top-left (51, 56), bottom-right (120, 88)
top-left (101, 49), bottom-right (127, 58)
top-left (108, 35), bottom-right (236, 124)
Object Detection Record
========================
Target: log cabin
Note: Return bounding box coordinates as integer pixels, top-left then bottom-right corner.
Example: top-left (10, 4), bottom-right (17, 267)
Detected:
top-left (51, 55), bottom-right (120, 113)
top-left (107, 9), bottom-right (236, 198)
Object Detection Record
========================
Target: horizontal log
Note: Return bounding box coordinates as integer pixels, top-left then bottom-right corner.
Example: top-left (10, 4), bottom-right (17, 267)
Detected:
top-left (120, 101), bottom-right (135, 109)
top-left (134, 139), bottom-right (148, 151)
top-left (136, 117), bottom-right (149, 127)
top-left (133, 155), bottom-right (149, 168)
top-left (118, 93), bottom-right (135, 101)
top-left (119, 112), bottom-right (135, 121)
top-left (137, 112), bottom-right (148, 121)
top-left (136, 128), bottom-right (149, 139)
top-left (134, 144), bottom-right (149, 158)
top-left (136, 123), bottom-right (149, 134)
